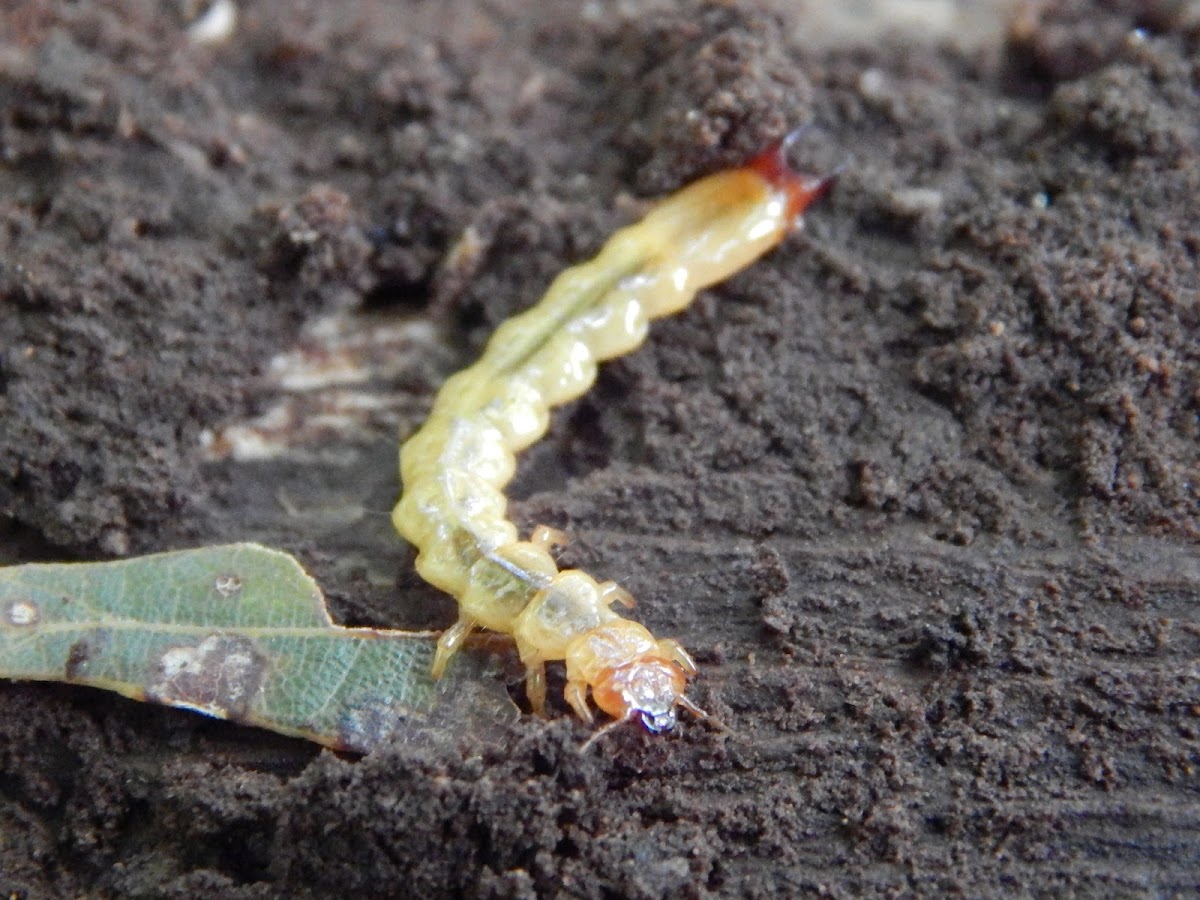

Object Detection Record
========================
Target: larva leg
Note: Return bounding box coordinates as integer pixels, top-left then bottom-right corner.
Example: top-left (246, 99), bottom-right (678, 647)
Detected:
top-left (432, 613), bottom-right (479, 678)
top-left (529, 524), bottom-right (569, 551)
top-left (659, 639), bottom-right (698, 676)
top-left (598, 580), bottom-right (635, 609)
top-left (525, 662), bottom-right (548, 716)
top-left (565, 677), bottom-right (595, 724)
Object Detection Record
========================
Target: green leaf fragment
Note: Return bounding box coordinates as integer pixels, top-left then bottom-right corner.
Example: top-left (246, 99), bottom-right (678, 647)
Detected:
top-left (0, 543), bottom-right (515, 753)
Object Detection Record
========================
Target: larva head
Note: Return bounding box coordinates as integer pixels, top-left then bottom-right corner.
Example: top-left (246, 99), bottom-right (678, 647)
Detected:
top-left (591, 654), bottom-right (693, 732)
top-left (748, 127), bottom-right (838, 224)
top-left (565, 618), bottom-right (703, 736)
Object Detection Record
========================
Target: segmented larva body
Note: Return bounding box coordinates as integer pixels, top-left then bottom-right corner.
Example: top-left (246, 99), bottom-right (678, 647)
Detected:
top-left (393, 135), bottom-right (833, 733)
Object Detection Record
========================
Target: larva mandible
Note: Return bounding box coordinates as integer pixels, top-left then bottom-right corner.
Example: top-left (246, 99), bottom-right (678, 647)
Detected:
top-left (393, 132), bottom-right (834, 736)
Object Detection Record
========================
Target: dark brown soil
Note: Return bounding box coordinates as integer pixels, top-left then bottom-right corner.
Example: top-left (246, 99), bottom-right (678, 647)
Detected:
top-left (2, 1), bottom-right (1198, 896)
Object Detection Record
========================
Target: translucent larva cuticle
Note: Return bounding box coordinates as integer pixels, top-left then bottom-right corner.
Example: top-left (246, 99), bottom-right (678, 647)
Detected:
top-left (394, 134), bottom-right (833, 737)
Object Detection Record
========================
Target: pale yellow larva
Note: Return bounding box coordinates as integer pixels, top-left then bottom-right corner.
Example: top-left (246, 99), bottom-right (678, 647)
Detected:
top-left (393, 134), bottom-right (834, 735)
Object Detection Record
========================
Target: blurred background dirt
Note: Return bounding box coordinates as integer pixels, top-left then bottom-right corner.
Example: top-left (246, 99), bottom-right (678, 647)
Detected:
top-left (1, 1), bottom-right (1197, 896)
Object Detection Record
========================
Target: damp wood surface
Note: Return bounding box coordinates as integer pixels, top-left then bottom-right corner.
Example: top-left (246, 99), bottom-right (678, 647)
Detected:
top-left (1, 0), bottom-right (1198, 897)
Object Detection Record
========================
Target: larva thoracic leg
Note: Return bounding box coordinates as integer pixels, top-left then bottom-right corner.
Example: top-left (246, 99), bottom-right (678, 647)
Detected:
top-left (529, 524), bottom-right (569, 551)
top-left (394, 133), bottom-right (834, 735)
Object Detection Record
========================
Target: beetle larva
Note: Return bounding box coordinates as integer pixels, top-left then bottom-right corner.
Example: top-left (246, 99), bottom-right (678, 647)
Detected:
top-left (393, 132), bottom-right (834, 735)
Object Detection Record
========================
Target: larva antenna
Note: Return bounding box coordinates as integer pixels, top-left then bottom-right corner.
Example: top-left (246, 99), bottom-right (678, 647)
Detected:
top-left (577, 691), bottom-right (720, 754)
top-left (749, 126), bottom-right (840, 223)
top-left (779, 123), bottom-right (811, 154)
top-left (677, 693), bottom-right (715, 726)
top-left (578, 710), bottom-right (636, 754)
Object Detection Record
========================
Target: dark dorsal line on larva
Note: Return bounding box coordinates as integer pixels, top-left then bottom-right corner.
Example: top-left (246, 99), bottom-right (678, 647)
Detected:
top-left (393, 132), bottom-right (834, 737)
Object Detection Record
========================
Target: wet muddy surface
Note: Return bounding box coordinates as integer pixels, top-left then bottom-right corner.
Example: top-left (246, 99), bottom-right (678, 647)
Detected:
top-left (1, 1), bottom-right (1197, 896)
